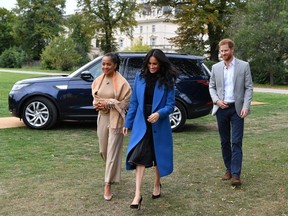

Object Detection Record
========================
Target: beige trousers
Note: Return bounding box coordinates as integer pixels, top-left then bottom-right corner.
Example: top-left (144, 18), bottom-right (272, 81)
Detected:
top-left (97, 113), bottom-right (124, 183)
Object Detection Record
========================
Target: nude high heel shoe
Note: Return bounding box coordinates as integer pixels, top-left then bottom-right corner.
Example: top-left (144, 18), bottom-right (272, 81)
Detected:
top-left (103, 183), bottom-right (113, 201)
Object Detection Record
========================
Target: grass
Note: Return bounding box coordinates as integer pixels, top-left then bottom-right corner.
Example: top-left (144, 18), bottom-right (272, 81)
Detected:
top-left (253, 83), bottom-right (288, 89)
top-left (0, 72), bottom-right (288, 215)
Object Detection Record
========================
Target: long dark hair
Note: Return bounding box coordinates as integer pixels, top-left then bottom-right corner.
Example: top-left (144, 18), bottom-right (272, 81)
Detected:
top-left (103, 52), bottom-right (121, 71)
top-left (140, 49), bottom-right (177, 89)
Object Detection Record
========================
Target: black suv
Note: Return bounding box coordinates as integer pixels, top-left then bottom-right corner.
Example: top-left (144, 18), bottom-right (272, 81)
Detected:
top-left (9, 52), bottom-right (212, 131)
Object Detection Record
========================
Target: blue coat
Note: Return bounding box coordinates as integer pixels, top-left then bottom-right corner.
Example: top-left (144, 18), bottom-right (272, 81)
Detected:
top-left (125, 72), bottom-right (175, 177)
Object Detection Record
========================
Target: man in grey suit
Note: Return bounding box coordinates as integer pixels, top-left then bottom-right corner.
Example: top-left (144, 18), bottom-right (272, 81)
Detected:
top-left (209, 38), bottom-right (253, 186)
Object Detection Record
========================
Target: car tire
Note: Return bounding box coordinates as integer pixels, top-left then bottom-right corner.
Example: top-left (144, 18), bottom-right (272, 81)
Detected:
top-left (170, 101), bottom-right (187, 132)
top-left (22, 97), bottom-right (58, 129)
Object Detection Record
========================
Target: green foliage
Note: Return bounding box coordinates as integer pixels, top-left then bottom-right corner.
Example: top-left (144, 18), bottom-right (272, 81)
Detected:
top-left (123, 39), bottom-right (151, 52)
top-left (13, 0), bottom-right (65, 60)
top-left (229, 0), bottom-right (288, 85)
top-left (79, 0), bottom-right (138, 53)
top-left (41, 36), bottom-right (81, 71)
top-left (65, 13), bottom-right (94, 65)
top-left (0, 47), bottom-right (28, 68)
top-left (0, 8), bottom-right (16, 54)
top-left (150, 0), bottom-right (247, 61)
top-left (177, 46), bottom-right (202, 56)
top-left (204, 60), bottom-right (217, 71)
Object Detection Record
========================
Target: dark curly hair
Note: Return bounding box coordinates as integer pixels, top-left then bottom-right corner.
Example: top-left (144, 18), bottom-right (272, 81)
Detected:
top-left (140, 49), bottom-right (177, 89)
top-left (103, 52), bottom-right (121, 71)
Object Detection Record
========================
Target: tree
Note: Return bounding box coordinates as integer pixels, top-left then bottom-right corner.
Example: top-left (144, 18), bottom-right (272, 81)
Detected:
top-left (78, 0), bottom-right (138, 53)
top-left (149, 0), bottom-right (247, 61)
top-left (65, 13), bottom-right (95, 65)
top-left (229, 0), bottom-right (288, 85)
top-left (123, 39), bottom-right (151, 52)
top-left (13, 0), bottom-right (65, 60)
top-left (0, 8), bottom-right (16, 54)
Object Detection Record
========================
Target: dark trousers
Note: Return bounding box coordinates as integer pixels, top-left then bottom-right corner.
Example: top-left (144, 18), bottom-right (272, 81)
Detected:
top-left (216, 105), bottom-right (244, 177)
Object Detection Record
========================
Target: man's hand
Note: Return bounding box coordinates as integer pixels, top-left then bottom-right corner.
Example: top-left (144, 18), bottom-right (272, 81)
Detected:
top-left (216, 100), bottom-right (229, 109)
top-left (240, 108), bottom-right (249, 118)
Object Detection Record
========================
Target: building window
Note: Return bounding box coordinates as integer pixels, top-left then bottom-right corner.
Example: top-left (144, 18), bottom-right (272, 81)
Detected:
top-left (152, 25), bottom-right (155, 33)
top-left (150, 37), bottom-right (156, 46)
top-left (92, 38), bottom-right (100, 48)
top-left (96, 40), bottom-right (100, 48)
top-left (119, 39), bottom-right (124, 48)
top-left (140, 26), bottom-right (143, 34)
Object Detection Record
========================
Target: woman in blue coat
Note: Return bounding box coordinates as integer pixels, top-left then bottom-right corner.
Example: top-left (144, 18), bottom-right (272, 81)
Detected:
top-left (123, 49), bottom-right (176, 210)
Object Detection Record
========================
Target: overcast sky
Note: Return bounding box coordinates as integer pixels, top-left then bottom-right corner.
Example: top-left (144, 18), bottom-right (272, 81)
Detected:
top-left (0, 0), bottom-right (77, 15)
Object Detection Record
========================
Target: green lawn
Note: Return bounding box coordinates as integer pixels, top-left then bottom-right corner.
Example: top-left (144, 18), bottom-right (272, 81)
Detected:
top-left (0, 72), bottom-right (287, 216)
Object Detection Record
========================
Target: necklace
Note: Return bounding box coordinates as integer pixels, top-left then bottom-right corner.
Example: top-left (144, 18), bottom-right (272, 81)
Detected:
top-left (105, 76), bottom-right (112, 85)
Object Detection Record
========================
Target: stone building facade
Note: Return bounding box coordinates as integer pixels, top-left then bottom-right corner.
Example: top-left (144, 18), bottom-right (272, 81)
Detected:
top-left (91, 1), bottom-right (179, 54)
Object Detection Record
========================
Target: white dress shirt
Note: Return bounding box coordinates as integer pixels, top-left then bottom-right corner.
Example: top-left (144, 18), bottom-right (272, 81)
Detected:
top-left (223, 58), bottom-right (235, 103)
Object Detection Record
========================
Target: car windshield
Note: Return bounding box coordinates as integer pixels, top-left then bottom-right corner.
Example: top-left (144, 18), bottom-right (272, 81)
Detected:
top-left (68, 56), bottom-right (103, 78)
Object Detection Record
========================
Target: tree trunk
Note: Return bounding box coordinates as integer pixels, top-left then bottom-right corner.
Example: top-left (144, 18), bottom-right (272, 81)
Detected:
top-left (270, 71), bottom-right (274, 85)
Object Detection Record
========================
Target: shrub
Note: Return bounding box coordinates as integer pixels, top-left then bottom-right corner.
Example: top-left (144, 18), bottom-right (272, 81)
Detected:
top-left (0, 47), bottom-right (27, 68)
top-left (41, 36), bottom-right (81, 71)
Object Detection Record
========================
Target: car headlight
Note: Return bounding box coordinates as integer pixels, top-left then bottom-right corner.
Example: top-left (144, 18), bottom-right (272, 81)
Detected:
top-left (11, 83), bottom-right (30, 91)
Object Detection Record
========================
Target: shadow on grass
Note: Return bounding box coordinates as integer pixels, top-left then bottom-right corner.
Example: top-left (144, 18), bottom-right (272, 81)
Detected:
top-left (175, 122), bottom-right (217, 133)
top-left (50, 120), bottom-right (217, 133)
top-left (52, 120), bottom-right (97, 130)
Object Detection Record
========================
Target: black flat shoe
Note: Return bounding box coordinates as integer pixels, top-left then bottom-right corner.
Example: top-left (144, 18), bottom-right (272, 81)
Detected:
top-left (130, 196), bottom-right (142, 210)
top-left (152, 183), bottom-right (162, 199)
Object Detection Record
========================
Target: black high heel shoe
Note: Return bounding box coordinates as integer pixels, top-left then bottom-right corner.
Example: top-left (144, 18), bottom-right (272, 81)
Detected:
top-left (130, 196), bottom-right (143, 210)
top-left (152, 183), bottom-right (162, 199)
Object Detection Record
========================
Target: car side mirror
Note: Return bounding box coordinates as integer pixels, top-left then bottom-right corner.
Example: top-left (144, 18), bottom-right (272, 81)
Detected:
top-left (81, 71), bottom-right (94, 81)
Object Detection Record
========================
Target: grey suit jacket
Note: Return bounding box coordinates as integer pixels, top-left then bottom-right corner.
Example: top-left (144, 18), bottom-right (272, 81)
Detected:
top-left (209, 58), bottom-right (253, 116)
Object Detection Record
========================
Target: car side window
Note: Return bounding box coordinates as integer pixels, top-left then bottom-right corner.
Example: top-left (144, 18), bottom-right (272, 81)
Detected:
top-left (169, 58), bottom-right (204, 77)
top-left (124, 57), bottom-right (144, 88)
top-left (89, 61), bottom-right (102, 79)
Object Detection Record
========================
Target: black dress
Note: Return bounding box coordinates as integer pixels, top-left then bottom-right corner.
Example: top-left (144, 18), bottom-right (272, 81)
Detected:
top-left (127, 73), bottom-right (158, 168)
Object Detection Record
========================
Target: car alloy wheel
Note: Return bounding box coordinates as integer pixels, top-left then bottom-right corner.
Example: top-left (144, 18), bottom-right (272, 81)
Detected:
top-left (169, 101), bottom-right (187, 132)
top-left (22, 97), bottom-right (57, 129)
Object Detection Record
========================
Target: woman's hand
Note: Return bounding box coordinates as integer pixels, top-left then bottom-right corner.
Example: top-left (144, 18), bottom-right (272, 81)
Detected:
top-left (95, 101), bottom-right (107, 110)
top-left (148, 112), bottom-right (160, 123)
top-left (123, 127), bottom-right (129, 136)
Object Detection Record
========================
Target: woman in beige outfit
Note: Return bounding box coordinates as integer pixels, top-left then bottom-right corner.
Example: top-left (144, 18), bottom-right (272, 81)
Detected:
top-left (91, 52), bottom-right (131, 201)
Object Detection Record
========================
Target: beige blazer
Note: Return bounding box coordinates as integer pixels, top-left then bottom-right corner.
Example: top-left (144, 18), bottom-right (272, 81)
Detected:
top-left (209, 58), bottom-right (253, 116)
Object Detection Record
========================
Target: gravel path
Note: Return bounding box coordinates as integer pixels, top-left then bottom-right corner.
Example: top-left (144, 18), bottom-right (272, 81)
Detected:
top-left (0, 117), bottom-right (25, 129)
